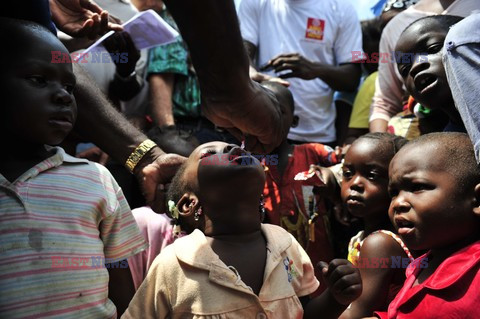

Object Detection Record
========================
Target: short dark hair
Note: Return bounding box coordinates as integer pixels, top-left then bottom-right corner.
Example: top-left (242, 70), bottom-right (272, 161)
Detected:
top-left (260, 81), bottom-right (294, 116)
top-left (407, 132), bottom-right (480, 189)
top-left (402, 15), bottom-right (464, 37)
top-left (166, 163), bottom-right (198, 219)
top-left (0, 18), bottom-right (59, 68)
top-left (357, 132), bottom-right (408, 157)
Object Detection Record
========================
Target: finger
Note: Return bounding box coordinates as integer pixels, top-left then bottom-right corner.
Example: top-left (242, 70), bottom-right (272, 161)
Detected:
top-left (150, 184), bottom-right (168, 214)
top-left (330, 273), bottom-right (361, 294)
top-left (99, 152), bottom-right (109, 166)
top-left (322, 259), bottom-right (350, 279)
top-left (80, 0), bottom-right (104, 14)
top-left (273, 63), bottom-right (297, 73)
top-left (326, 264), bottom-right (356, 287)
top-left (269, 53), bottom-right (299, 63)
top-left (108, 22), bottom-right (124, 32)
top-left (270, 57), bottom-right (298, 68)
top-left (87, 14), bottom-right (101, 39)
top-left (225, 127), bottom-right (244, 142)
top-left (99, 11), bottom-right (109, 35)
top-left (267, 77), bottom-right (291, 87)
top-left (279, 72), bottom-right (300, 79)
top-left (318, 261), bottom-right (329, 276)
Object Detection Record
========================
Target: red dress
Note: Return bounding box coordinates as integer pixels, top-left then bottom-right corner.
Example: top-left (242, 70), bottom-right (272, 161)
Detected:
top-left (375, 240), bottom-right (480, 318)
top-left (263, 143), bottom-right (338, 292)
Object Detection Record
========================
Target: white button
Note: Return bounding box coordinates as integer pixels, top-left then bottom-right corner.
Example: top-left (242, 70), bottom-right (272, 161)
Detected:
top-left (256, 313), bottom-right (267, 319)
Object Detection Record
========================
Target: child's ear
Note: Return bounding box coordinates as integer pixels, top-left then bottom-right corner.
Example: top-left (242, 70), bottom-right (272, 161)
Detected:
top-left (292, 115), bottom-right (299, 128)
top-left (176, 193), bottom-right (200, 217)
top-left (473, 184), bottom-right (480, 216)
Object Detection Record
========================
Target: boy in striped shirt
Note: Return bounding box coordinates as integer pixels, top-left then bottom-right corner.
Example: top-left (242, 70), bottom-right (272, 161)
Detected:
top-left (0, 18), bottom-right (147, 318)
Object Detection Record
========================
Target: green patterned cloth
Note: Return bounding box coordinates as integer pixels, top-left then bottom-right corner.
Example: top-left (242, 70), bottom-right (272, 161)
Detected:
top-left (147, 9), bottom-right (201, 117)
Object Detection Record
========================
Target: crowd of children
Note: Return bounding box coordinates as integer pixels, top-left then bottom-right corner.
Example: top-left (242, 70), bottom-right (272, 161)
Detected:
top-left (1, 0), bottom-right (480, 318)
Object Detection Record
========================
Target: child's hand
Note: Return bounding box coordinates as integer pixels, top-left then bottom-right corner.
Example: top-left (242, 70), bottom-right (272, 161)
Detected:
top-left (311, 165), bottom-right (340, 202)
top-left (319, 259), bottom-right (362, 306)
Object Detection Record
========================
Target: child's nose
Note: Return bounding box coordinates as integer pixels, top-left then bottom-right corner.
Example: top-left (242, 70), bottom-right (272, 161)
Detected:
top-left (52, 87), bottom-right (73, 106)
top-left (224, 144), bottom-right (244, 156)
top-left (391, 193), bottom-right (410, 214)
top-left (350, 175), bottom-right (364, 190)
top-left (409, 56), bottom-right (430, 79)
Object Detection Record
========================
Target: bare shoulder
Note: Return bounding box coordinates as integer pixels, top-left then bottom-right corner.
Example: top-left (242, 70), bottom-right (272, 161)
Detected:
top-left (360, 232), bottom-right (406, 262)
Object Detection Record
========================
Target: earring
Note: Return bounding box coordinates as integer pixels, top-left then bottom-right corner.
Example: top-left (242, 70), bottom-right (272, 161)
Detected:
top-left (194, 206), bottom-right (203, 221)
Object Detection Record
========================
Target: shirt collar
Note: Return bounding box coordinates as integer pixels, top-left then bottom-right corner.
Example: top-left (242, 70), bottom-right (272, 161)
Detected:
top-left (407, 240), bottom-right (480, 290)
top-left (12, 147), bottom-right (88, 183)
top-left (173, 224), bottom-right (293, 270)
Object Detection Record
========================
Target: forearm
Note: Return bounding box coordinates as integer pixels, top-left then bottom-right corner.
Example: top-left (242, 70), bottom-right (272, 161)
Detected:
top-left (149, 74), bottom-right (175, 126)
top-left (73, 63), bottom-right (163, 164)
top-left (109, 73), bottom-right (142, 101)
top-left (312, 63), bottom-right (361, 92)
top-left (304, 290), bottom-right (348, 319)
top-left (163, 0), bottom-right (252, 103)
top-left (369, 119), bottom-right (389, 133)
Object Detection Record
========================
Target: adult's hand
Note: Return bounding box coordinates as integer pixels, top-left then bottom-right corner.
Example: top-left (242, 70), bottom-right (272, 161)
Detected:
top-left (50, 0), bottom-right (122, 39)
top-left (266, 53), bottom-right (319, 80)
top-left (249, 66), bottom-right (290, 86)
top-left (202, 81), bottom-right (288, 154)
top-left (134, 149), bottom-right (187, 214)
top-left (103, 31), bottom-right (140, 77)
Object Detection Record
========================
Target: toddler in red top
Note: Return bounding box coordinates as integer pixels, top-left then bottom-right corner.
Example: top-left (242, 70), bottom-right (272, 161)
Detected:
top-left (376, 132), bottom-right (480, 318)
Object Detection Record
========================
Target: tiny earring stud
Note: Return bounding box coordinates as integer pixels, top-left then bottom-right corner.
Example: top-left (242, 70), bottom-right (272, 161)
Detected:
top-left (194, 206), bottom-right (203, 221)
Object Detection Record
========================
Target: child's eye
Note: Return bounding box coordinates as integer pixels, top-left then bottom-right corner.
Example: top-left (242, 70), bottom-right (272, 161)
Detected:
top-left (367, 171), bottom-right (379, 181)
top-left (27, 75), bottom-right (47, 86)
top-left (342, 170), bottom-right (353, 180)
top-left (200, 149), bottom-right (217, 159)
top-left (411, 183), bottom-right (433, 193)
top-left (426, 44), bottom-right (443, 54)
top-left (64, 84), bottom-right (75, 94)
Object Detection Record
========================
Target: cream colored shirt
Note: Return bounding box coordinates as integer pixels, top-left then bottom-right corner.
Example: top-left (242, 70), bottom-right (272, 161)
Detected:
top-left (122, 224), bottom-right (319, 319)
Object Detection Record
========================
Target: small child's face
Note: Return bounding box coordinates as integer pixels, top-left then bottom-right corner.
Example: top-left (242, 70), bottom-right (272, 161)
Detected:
top-left (388, 144), bottom-right (477, 251)
top-left (395, 22), bottom-right (451, 110)
top-left (1, 34), bottom-right (77, 146)
top-left (341, 139), bottom-right (391, 219)
top-left (183, 141), bottom-right (265, 198)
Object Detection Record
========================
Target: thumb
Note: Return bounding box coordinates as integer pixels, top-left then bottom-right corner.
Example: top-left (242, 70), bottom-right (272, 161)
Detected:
top-left (318, 261), bottom-right (329, 277)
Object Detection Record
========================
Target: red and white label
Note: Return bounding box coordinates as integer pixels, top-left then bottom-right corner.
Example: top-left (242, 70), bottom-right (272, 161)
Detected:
top-left (305, 18), bottom-right (325, 41)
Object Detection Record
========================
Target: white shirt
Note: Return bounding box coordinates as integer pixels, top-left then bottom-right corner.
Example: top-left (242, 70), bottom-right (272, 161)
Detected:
top-left (239, 0), bottom-right (363, 143)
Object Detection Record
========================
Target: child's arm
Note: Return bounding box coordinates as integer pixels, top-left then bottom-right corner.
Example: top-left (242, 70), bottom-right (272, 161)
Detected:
top-left (304, 259), bottom-right (362, 319)
top-left (338, 232), bottom-right (407, 318)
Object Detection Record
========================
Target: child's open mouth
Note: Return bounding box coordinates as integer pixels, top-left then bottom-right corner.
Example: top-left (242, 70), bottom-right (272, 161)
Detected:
top-left (414, 73), bottom-right (437, 95)
top-left (395, 217), bottom-right (415, 236)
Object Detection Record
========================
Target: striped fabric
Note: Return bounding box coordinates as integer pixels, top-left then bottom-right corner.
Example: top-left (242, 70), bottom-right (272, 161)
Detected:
top-left (0, 147), bottom-right (147, 318)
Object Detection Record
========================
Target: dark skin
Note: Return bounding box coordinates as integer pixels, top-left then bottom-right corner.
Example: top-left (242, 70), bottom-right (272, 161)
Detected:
top-left (368, 0), bottom-right (457, 133)
top-left (245, 41), bottom-right (362, 92)
top-left (163, 0), bottom-right (288, 153)
top-left (175, 141), bottom-right (362, 316)
top-left (338, 138), bottom-right (412, 318)
top-left (0, 32), bottom-right (77, 182)
top-left (0, 27), bottom-right (131, 314)
top-left (388, 140), bottom-right (480, 285)
top-left (395, 20), bottom-right (463, 126)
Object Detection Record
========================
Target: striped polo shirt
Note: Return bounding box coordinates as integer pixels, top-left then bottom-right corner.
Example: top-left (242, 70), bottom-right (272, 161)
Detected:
top-left (0, 147), bottom-right (147, 318)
